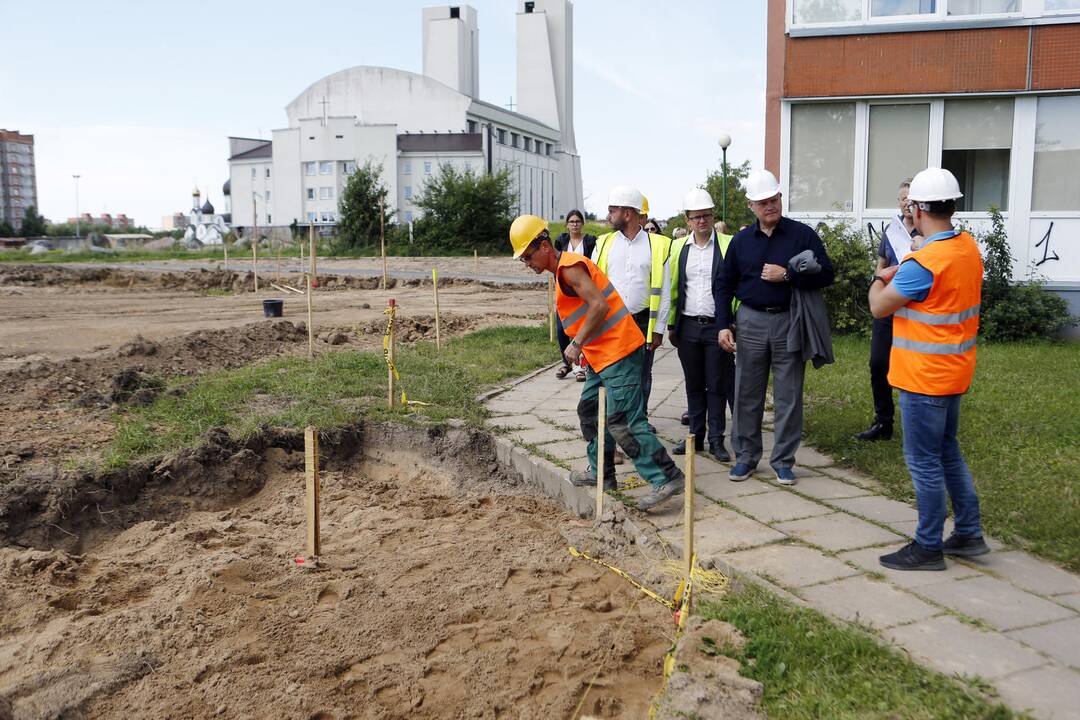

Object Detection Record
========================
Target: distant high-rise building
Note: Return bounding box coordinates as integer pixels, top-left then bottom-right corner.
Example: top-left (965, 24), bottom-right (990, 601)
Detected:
top-left (0, 129), bottom-right (37, 232)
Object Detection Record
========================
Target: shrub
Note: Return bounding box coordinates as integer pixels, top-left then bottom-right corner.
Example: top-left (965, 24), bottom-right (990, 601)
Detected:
top-left (815, 218), bottom-right (876, 335)
top-left (412, 165), bottom-right (516, 255)
top-left (977, 206), bottom-right (1074, 341)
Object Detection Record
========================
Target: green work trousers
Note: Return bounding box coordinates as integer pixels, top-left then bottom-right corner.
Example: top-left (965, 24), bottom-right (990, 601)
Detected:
top-left (578, 346), bottom-right (683, 490)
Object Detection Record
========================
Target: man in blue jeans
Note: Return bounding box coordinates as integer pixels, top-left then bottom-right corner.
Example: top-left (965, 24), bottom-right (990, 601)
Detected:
top-left (868, 168), bottom-right (989, 570)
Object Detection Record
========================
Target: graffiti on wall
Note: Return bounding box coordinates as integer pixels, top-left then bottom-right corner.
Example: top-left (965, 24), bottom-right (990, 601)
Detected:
top-left (1034, 222), bottom-right (1060, 267)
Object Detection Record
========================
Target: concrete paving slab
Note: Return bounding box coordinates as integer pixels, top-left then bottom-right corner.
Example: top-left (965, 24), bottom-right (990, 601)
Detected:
top-left (1056, 593), bottom-right (1080, 612)
top-left (660, 508), bottom-right (786, 556)
top-left (795, 445), bottom-right (835, 468)
top-left (487, 413), bottom-right (548, 430)
top-left (882, 615), bottom-right (1047, 680)
top-left (962, 551), bottom-right (1080, 598)
top-left (916, 576), bottom-right (1076, 631)
top-left (726, 491), bottom-right (833, 524)
top-left (994, 664), bottom-right (1080, 720)
top-left (649, 495), bottom-right (728, 530)
top-left (839, 546), bottom-right (984, 589)
top-left (539, 439), bottom-right (588, 463)
top-left (723, 544), bottom-right (860, 588)
top-left (830, 496), bottom-right (919, 524)
top-left (508, 426), bottom-right (580, 446)
top-left (694, 473), bottom-right (777, 501)
top-left (1008, 617), bottom-right (1080, 669)
top-left (775, 512), bottom-right (904, 552)
top-left (793, 475), bottom-right (873, 500)
top-left (486, 396), bottom-right (541, 414)
top-left (801, 575), bottom-right (940, 629)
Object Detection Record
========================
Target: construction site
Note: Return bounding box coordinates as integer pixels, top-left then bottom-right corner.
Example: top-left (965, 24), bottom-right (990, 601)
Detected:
top-left (0, 258), bottom-right (762, 720)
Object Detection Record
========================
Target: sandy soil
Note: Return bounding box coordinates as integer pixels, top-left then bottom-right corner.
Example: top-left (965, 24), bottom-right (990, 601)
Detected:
top-left (0, 441), bottom-right (674, 719)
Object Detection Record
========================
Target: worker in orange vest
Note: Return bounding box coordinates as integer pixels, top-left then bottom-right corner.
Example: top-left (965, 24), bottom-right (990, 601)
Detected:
top-left (510, 214), bottom-right (685, 511)
top-left (868, 168), bottom-right (989, 571)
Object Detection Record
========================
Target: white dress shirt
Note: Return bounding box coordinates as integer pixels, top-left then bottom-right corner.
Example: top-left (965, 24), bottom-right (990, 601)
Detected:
top-left (567, 236), bottom-right (586, 254)
top-left (683, 232), bottom-right (716, 318)
top-left (592, 228), bottom-right (671, 338)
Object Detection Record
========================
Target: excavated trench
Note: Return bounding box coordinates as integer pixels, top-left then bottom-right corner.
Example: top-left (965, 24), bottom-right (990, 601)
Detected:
top-left (0, 422), bottom-right (681, 719)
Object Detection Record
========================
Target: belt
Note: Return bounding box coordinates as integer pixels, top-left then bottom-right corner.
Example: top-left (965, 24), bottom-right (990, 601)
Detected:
top-left (683, 315), bottom-right (716, 325)
top-left (745, 303), bottom-right (789, 314)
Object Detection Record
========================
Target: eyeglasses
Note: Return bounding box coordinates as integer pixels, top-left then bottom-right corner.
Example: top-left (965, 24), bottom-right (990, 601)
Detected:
top-left (686, 213), bottom-right (714, 222)
top-left (567, 218), bottom-right (583, 224)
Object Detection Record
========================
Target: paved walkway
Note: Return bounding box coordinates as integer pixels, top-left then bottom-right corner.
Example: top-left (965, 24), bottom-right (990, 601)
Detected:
top-left (484, 347), bottom-right (1080, 720)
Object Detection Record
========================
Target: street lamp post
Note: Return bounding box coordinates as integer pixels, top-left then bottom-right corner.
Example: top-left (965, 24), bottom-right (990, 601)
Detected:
top-left (72, 174), bottom-right (81, 238)
top-left (717, 134), bottom-right (731, 227)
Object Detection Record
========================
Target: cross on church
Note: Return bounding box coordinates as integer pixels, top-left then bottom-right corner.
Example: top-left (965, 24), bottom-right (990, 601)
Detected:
top-left (505, 96), bottom-right (516, 111)
top-left (319, 96), bottom-right (330, 125)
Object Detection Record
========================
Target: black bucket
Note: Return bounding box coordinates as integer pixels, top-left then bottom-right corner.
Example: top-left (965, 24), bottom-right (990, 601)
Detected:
top-left (263, 299), bottom-right (284, 318)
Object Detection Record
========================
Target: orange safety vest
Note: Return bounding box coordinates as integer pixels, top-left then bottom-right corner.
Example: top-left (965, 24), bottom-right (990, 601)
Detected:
top-left (888, 231), bottom-right (983, 396)
top-left (556, 252), bottom-right (645, 373)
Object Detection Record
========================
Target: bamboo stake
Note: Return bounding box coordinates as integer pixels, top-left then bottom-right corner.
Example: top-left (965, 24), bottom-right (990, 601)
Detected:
top-left (223, 240), bottom-right (228, 272)
top-left (252, 197), bottom-right (259, 293)
top-left (596, 387), bottom-right (607, 521)
top-left (310, 225), bottom-right (317, 288)
top-left (306, 271), bottom-right (314, 360)
top-left (276, 236), bottom-right (281, 280)
top-left (474, 248), bottom-right (479, 276)
top-left (300, 229), bottom-right (305, 273)
top-left (547, 274), bottom-right (556, 342)
top-left (304, 426), bottom-right (321, 558)
top-left (684, 434), bottom-right (696, 581)
top-left (380, 198), bottom-right (387, 290)
top-left (252, 243), bottom-right (258, 293)
top-left (387, 298), bottom-right (396, 408)
top-left (432, 268), bottom-right (441, 351)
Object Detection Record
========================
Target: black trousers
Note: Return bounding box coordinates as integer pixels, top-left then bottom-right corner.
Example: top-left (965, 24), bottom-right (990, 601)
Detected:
top-left (676, 318), bottom-right (734, 446)
top-left (869, 316), bottom-right (895, 424)
top-left (556, 314), bottom-right (571, 369)
top-left (633, 309), bottom-right (655, 417)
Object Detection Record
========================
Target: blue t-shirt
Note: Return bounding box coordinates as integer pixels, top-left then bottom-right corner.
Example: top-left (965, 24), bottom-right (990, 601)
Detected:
top-left (891, 229), bottom-right (960, 302)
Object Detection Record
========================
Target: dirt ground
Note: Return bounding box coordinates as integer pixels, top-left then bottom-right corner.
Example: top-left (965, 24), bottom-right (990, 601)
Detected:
top-left (1, 429), bottom-right (673, 719)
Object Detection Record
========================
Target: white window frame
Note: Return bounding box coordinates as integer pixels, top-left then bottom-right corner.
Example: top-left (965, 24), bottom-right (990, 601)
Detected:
top-left (307, 188), bottom-right (315, 200)
top-left (304, 162), bottom-right (316, 177)
top-left (319, 161), bottom-right (333, 175)
top-left (319, 187), bottom-right (333, 201)
top-left (424, 161), bottom-right (432, 174)
top-left (788, 0), bottom-right (1047, 32)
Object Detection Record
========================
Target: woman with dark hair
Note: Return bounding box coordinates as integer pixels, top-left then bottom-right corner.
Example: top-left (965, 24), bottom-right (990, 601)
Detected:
top-left (553, 209), bottom-right (597, 381)
top-left (643, 218), bottom-right (662, 235)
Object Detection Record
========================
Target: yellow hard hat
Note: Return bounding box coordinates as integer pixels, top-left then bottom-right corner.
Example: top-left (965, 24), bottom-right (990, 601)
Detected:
top-left (641, 195), bottom-right (650, 216)
top-left (509, 214), bottom-right (548, 258)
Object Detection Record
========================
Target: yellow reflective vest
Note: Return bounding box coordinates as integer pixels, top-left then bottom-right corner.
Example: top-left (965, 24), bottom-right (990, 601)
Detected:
top-left (593, 230), bottom-right (672, 338)
top-left (666, 232), bottom-right (738, 327)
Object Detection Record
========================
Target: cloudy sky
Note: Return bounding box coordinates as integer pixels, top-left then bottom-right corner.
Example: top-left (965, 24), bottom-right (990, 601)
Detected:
top-left (1, 0), bottom-right (766, 227)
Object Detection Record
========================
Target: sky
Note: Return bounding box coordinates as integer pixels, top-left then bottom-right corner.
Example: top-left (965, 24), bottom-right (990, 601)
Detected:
top-left (0, 0), bottom-right (767, 228)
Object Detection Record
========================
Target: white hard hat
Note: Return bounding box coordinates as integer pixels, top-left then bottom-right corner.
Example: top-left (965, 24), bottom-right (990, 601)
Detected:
top-left (908, 168), bottom-right (963, 202)
top-left (683, 188), bottom-right (715, 212)
top-left (745, 169), bottom-right (781, 202)
top-left (607, 185), bottom-right (644, 211)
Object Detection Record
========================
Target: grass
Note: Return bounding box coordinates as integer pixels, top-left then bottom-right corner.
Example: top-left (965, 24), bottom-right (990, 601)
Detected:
top-left (0, 247), bottom-right (237, 264)
top-left (803, 336), bottom-right (1080, 571)
top-left (699, 583), bottom-right (1017, 719)
top-left (104, 324), bottom-right (555, 468)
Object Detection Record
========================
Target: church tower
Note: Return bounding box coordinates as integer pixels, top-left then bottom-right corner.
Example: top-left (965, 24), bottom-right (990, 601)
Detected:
top-left (516, 0), bottom-right (582, 219)
top-left (422, 5), bottom-right (480, 99)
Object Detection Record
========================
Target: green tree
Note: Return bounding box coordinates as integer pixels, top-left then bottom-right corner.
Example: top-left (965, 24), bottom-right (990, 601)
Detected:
top-left (0, 218), bottom-right (14, 237)
top-left (20, 206), bottom-right (48, 237)
top-left (336, 160), bottom-right (392, 250)
top-left (704, 159), bottom-right (756, 232)
top-left (412, 165), bottom-right (516, 254)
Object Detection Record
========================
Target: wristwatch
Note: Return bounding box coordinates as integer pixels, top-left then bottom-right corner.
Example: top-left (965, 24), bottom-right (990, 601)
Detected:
top-left (782, 271), bottom-right (790, 282)
top-left (870, 274), bottom-right (886, 287)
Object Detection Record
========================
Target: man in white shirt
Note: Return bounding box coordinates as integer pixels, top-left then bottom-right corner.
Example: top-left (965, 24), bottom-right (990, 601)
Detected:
top-left (666, 189), bottom-right (734, 461)
top-left (592, 186), bottom-right (672, 428)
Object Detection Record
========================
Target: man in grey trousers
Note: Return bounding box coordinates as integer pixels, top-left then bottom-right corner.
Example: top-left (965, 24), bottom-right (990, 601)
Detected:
top-left (716, 170), bottom-right (835, 486)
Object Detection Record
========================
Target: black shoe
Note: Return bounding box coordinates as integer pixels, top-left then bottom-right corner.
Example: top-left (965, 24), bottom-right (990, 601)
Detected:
top-left (855, 421), bottom-right (893, 441)
top-left (569, 469), bottom-right (616, 491)
top-left (672, 438), bottom-right (703, 456)
top-left (636, 476), bottom-right (685, 511)
top-left (709, 442), bottom-right (731, 462)
top-left (942, 533), bottom-right (991, 557)
top-left (879, 541), bottom-right (946, 571)
top-left (647, 423), bottom-right (657, 434)
top-left (680, 412), bottom-right (690, 426)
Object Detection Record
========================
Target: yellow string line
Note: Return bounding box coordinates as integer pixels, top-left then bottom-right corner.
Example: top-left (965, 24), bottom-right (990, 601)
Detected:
top-left (568, 546), bottom-right (675, 611)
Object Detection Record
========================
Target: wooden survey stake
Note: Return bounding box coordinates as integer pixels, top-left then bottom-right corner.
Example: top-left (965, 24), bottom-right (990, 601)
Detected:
top-left (596, 387), bottom-right (607, 521)
top-left (684, 435), bottom-right (696, 581)
top-left (474, 249), bottom-right (479, 276)
top-left (387, 298), bottom-right (397, 408)
top-left (306, 272), bottom-right (314, 359)
top-left (309, 225), bottom-right (317, 288)
top-left (548, 274), bottom-right (556, 342)
top-left (223, 241), bottom-right (228, 272)
top-left (432, 269), bottom-right (441, 351)
top-left (252, 198), bottom-right (259, 293)
top-left (380, 198), bottom-right (387, 290)
top-left (304, 426), bottom-right (321, 557)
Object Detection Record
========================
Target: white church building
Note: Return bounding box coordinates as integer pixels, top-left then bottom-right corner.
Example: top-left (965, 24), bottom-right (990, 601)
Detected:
top-left (226, 1), bottom-right (583, 238)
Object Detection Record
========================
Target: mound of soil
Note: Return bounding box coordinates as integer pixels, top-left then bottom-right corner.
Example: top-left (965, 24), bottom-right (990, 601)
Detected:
top-left (0, 423), bottom-right (695, 719)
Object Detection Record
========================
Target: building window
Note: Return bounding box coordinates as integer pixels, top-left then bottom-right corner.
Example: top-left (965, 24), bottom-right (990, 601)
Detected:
top-left (511, 132), bottom-right (520, 149)
top-left (524, 137), bottom-right (533, 152)
top-left (793, 0), bottom-right (861, 23)
top-left (871, 0), bottom-right (935, 17)
top-left (305, 162), bottom-right (316, 176)
top-left (1047, 0), bottom-right (1080, 10)
top-left (342, 161), bottom-right (356, 175)
top-left (404, 186), bottom-right (412, 200)
top-left (788, 103), bottom-right (856, 212)
top-left (267, 214), bottom-right (272, 224)
top-left (320, 187), bottom-right (333, 200)
top-left (307, 188), bottom-right (315, 200)
top-left (251, 167), bottom-right (256, 178)
top-left (465, 161), bottom-right (473, 173)
top-left (467, 120), bottom-right (477, 133)
top-left (265, 191), bottom-right (271, 202)
top-left (546, 143), bottom-right (552, 156)
top-left (405, 210), bottom-right (414, 223)
top-left (404, 160), bottom-right (412, 175)
top-left (424, 161), bottom-right (432, 174)
top-left (319, 161), bottom-right (333, 175)
top-left (866, 103), bottom-right (929, 209)
top-left (496, 129), bottom-right (506, 145)
top-left (308, 212), bottom-right (317, 222)
top-left (265, 168), bottom-right (271, 178)
top-left (948, 0), bottom-right (1019, 13)
top-left (942, 98), bottom-right (1012, 211)
top-left (1032, 95), bottom-right (1080, 211)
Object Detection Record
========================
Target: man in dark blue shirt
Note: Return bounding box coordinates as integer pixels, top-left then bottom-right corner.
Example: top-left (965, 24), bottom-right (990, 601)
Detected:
top-left (717, 169), bottom-right (834, 486)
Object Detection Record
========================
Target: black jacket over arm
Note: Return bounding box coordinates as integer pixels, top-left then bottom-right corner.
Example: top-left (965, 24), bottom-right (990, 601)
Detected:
top-left (554, 232), bottom-right (596, 260)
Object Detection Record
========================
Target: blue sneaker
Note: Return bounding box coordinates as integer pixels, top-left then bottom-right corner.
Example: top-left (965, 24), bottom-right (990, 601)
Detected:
top-left (775, 467), bottom-right (796, 486)
top-left (729, 463), bottom-right (753, 482)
